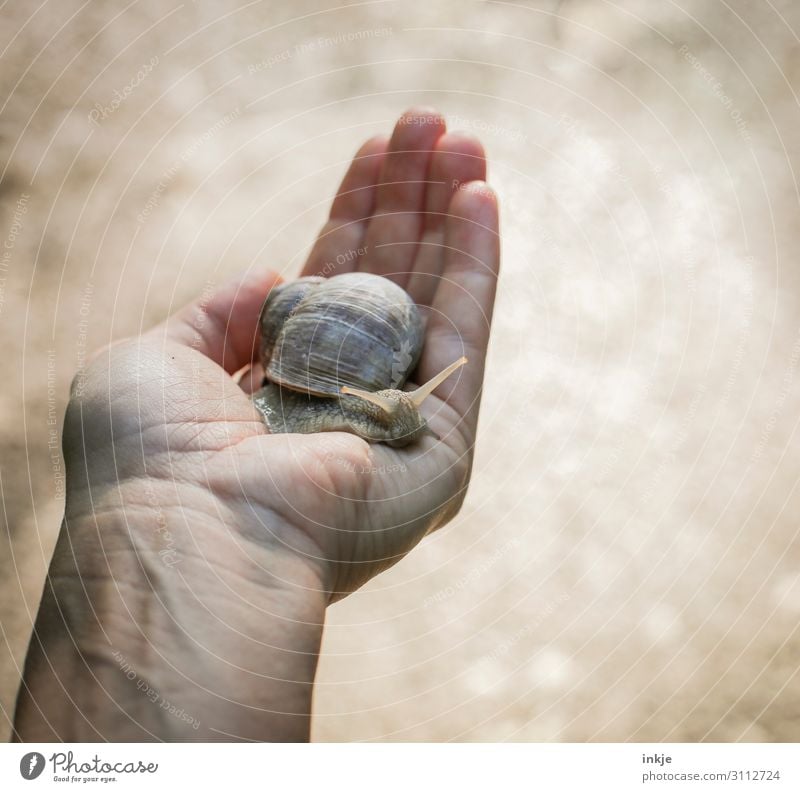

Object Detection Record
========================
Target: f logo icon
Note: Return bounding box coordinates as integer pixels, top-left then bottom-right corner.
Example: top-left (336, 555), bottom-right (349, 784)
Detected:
top-left (19, 752), bottom-right (45, 780)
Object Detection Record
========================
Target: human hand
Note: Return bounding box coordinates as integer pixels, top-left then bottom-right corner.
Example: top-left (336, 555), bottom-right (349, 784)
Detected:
top-left (14, 107), bottom-right (499, 741)
top-left (235, 106), bottom-right (500, 595)
top-left (91, 106), bottom-right (498, 599)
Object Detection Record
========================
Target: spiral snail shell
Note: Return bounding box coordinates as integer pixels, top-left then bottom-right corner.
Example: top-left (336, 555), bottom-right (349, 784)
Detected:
top-left (251, 272), bottom-right (466, 447)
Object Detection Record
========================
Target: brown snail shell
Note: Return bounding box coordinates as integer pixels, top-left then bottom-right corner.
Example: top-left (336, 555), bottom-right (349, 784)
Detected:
top-left (262, 273), bottom-right (424, 396)
top-left (252, 272), bottom-right (465, 447)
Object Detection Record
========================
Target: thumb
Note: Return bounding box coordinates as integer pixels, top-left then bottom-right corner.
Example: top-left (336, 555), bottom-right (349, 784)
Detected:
top-left (146, 268), bottom-right (283, 374)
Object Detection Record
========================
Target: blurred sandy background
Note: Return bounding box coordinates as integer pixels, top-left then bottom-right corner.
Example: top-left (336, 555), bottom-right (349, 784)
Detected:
top-left (1, 0), bottom-right (799, 741)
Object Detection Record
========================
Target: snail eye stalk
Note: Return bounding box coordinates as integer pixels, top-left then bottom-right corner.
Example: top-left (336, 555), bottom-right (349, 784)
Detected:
top-left (408, 357), bottom-right (468, 407)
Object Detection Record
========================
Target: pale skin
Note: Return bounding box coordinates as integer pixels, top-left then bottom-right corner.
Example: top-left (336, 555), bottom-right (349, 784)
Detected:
top-left (13, 107), bottom-right (500, 741)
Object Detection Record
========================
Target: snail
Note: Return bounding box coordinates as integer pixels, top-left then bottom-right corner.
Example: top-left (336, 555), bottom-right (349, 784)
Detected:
top-left (251, 272), bottom-right (466, 447)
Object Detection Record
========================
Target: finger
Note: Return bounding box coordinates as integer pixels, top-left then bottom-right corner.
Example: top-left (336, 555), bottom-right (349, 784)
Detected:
top-left (359, 106), bottom-right (447, 285)
top-left (302, 135), bottom-right (389, 278)
top-left (406, 132), bottom-right (487, 305)
top-left (417, 181), bottom-right (500, 438)
top-left (148, 268), bottom-right (282, 374)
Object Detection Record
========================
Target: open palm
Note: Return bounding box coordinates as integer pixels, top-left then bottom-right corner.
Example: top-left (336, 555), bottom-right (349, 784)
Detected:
top-left (97, 107), bottom-right (500, 599)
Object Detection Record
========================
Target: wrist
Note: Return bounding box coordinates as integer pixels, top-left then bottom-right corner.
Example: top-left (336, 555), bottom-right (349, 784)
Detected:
top-left (16, 477), bottom-right (330, 742)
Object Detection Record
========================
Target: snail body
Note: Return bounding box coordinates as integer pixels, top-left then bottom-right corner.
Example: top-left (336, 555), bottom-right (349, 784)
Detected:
top-left (252, 272), bottom-right (465, 447)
